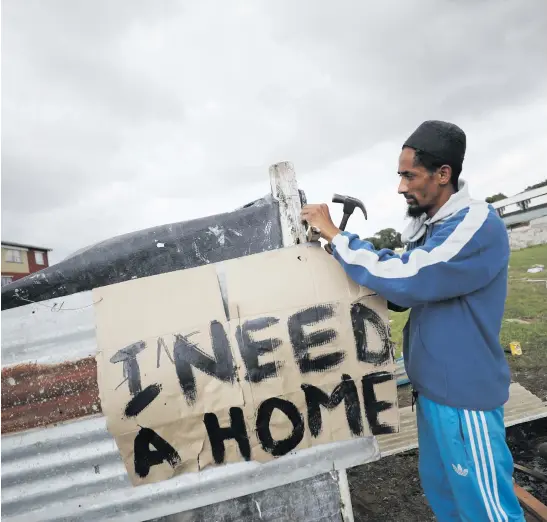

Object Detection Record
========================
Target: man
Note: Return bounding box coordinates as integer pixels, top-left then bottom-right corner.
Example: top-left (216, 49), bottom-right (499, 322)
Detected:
top-left (301, 120), bottom-right (524, 521)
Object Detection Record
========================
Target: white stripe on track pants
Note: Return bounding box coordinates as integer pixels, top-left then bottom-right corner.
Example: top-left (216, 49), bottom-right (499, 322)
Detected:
top-left (417, 394), bottom-right (525, 521)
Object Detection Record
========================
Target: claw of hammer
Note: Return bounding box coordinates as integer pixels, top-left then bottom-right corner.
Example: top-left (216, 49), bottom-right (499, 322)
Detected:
top-left (325, 193), bottom-right (367, 254)
top-left (332, 193), bottom-right (368, 221)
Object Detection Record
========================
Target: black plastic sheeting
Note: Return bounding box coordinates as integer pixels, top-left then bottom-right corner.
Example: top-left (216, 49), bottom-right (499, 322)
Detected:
top-left (1, 195), bottom-right (284, 311)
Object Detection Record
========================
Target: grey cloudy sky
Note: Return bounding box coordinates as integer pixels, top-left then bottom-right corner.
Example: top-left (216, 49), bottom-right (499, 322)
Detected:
top-left (2, 0), bottom-right (546, 263)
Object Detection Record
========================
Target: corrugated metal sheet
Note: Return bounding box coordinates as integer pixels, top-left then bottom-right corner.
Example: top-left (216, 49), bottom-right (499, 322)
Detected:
top-left (1, 412), bottom-right (379, 522)
top-left (1, 291), bottom-right (97, 367)
top-left (1, 291), bottom-right (381, 521)
top-left (377, 383), bottom-right (547, 457)
top-left (1, 292), bottom-right (101, 435)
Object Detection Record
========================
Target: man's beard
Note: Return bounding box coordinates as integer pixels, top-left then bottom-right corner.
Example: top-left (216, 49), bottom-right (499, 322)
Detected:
top-left (406, 200), bottom-right (431, 218)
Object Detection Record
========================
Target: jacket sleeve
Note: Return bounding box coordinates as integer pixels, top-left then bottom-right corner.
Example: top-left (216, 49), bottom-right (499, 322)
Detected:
top-left (331, 204), bottom-right (509, 308)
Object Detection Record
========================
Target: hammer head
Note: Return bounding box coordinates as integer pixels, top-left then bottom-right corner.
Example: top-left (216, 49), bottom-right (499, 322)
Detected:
top-left (332, 193), bottom-right (367, 220)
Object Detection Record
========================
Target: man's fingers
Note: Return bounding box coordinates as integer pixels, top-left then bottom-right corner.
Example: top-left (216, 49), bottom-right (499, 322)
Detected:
top-left (302, 204), bottom-right (322, 213)
top-left (301, 206), bottom-right (314, 217)
top-left (301, 203), bottom-right (329, 224)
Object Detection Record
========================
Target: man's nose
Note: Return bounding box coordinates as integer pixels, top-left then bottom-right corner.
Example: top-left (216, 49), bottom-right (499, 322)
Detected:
top-left (398, 178), bottom-right (408, 194)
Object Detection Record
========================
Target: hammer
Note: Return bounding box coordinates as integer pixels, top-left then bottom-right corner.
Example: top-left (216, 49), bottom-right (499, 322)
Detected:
top-left (324, 193), bottom-right (367, 254)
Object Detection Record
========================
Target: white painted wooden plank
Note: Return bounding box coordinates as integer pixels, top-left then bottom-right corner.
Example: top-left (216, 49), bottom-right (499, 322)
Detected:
top-left (336, 468), bottom-right (355, 522)
top-left (269, 161), bottom-right (307, 247)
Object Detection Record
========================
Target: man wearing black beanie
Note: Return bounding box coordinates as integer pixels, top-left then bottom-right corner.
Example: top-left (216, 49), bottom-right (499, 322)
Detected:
top-left (302, 121), bottom-right (524, 521)
top-left (400, 120), bottom-right (466, 217)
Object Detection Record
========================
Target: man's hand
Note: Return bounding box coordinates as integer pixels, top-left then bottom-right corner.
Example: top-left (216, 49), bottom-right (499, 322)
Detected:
top-left (301, 204), bottom-right (341, 243)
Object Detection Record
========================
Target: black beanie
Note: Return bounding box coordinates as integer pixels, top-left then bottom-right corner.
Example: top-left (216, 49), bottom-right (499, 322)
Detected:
top-left (403, 120), bottom-right (466, 167)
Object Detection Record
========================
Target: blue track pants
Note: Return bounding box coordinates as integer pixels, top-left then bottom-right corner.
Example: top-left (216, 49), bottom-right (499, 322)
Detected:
top-left (417, 394), bottom-right (525, 521)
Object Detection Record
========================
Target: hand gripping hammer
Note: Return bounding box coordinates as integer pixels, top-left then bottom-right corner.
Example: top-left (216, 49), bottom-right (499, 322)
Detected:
top-left (324, 193), bottom-right (367, 254)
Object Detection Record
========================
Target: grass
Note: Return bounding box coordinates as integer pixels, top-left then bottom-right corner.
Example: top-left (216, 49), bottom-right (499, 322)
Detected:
top-left (389, 244), bottom-right (547, 399)
top-left (389, 309), bottom-right (409, 359)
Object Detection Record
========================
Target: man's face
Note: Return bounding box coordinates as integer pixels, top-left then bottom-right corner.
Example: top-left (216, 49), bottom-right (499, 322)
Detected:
top-left (397, 147), bottom-right (442, 218)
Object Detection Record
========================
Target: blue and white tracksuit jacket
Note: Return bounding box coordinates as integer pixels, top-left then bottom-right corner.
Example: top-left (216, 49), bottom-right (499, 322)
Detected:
top-left (331, 181), bottom-right (524, 521)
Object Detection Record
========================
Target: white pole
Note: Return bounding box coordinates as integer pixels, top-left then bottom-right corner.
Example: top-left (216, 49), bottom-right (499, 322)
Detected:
top-left (269, 161), bottom-right (307, 247)
top-left (336, 468), bottom-right (356, 522)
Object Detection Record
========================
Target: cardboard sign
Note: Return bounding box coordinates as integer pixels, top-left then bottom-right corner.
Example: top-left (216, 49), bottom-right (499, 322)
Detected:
top-left (93, 243), bottom-right (399, 486)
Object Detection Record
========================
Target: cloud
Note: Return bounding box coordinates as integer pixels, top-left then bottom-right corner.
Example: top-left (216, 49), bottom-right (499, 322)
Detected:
top-left (2, 0), bottom-right (546, 264)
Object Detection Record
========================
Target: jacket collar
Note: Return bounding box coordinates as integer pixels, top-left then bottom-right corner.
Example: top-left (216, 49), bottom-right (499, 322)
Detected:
top-left (401, 179), bottom-right (473, 244)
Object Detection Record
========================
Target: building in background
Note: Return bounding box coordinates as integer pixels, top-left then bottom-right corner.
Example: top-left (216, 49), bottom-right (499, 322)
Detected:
top-left (1, 241), bottom-right (52, 286)
top-left (492, 184), bottom-right (547, 250)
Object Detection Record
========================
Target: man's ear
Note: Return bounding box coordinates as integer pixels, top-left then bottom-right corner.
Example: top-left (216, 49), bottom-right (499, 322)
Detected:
top-left (438, 165), bottom-right (452, 187)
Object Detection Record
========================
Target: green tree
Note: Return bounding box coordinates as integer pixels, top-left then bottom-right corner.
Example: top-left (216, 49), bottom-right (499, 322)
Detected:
top-left (365, 228), bottom-right (403, 250)
top-left (525, 179), bottom-right (547, 191)
top-left (485, 193), bottom-right (507, 204)
top-left (365, 236), bottom-right (382, 249)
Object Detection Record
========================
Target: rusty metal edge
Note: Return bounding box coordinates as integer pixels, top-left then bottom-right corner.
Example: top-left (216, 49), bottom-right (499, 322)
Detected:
top-left (1, 357), bottom-right (101, 434)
